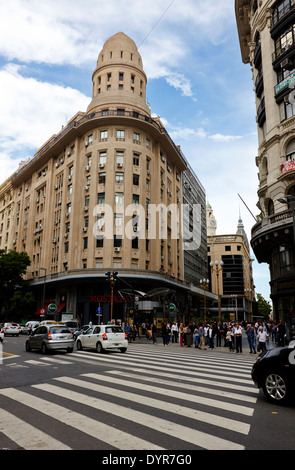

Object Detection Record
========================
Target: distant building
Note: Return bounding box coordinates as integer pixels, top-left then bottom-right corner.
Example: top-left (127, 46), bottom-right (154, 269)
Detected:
top-left (207, 203), bottom-right (255, 321)
top-left (236, 0), bottom-right (295, 328)
top-left (0, 32), bottom-right (210, 324)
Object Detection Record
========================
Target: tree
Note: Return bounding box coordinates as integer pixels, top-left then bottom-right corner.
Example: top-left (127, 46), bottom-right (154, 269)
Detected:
top-left (256, 293), bottom-right (272, 319)
top-left (0, 250), bottom-right (34, 320)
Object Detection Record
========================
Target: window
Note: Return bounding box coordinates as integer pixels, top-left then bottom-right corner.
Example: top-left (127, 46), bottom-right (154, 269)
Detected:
top-left (97, 192), bottom-right (105, 204)
top-left (116, 151), bottom-right (124, 165)
top-left (84, 195), bottom-right (90, 207)
top-left (115, 172), bottom-right (124, 184)
top-left (116, 130), bottom-right (125, 140)
top-left (132, 237), bottom-right (139, 249)
top-left (133, 132), bottom-right (140, 143)
top-left (83, 237), bottom-right (88, 250)
top-left (132, 194), bottom-right (139, 205)
top-left (64, 242), bottom-right (69, 254)
top-left (119, 72), bottom-right (124, 81)
top-left (133, 174), bottom-right (139, 186)
top-left (133, 153), bottom-right (140, 166)
top-left (107, 73), bottom-right (111, 82)
top-left (115, 192), bottom-right (124, 205)
top-left (99, 151), bottom-right (107, 164)
top-left (115, 213), bottom-right (123, 226)
top-left (99, 172), bottom-right (106, 184)
top-left (100, 130), bottom-right (108, 140)
top-left (68, 184), bottom-right (72, 195)
top-left (114, 235), bottom-right (122, 247)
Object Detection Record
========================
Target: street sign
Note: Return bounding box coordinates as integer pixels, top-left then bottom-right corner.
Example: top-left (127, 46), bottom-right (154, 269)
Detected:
top-left (169, 303), bottom-right (176, 312)
top-left (48, 303), bottom-right (57, 312)
top-left (96, 306), bottom-right (102, 314)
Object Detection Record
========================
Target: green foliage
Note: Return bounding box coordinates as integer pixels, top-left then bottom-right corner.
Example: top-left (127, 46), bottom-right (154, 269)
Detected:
top-left (0, 250), bottom-right (34, 320)
top-left (256, 293), bottom-right (272, 319)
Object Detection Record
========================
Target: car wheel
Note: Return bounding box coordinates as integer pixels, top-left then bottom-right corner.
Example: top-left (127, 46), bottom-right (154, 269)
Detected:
top-left (76, 340), bottom-right (83, 351)
top-left (96, 342), bottom-right (103, 353)
top-left (262, 371), bottom-right (290, 404)
top-left (25, 340), bottom-right (31, 352)
top-left (120, 347), bottom-right (127, 353)
top-left (41, 342), bottom-right (48, 354)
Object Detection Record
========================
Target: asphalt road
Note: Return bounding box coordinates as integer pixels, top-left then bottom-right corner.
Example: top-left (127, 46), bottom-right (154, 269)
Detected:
top-left (1, 333), bottom-right (295, 452)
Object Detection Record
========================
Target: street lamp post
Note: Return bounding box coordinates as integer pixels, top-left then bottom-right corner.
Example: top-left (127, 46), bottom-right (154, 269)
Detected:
top-left (39, 267), bottom-right (47, 312)
top-left (210, 259), bottom-right (224, 323)
top-left (200, 279), bottom-right (209, 323)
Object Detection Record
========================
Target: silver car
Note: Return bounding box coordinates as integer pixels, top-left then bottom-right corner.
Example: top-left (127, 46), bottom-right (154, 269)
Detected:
top-left (25, 324), bottom-right (74, 354)
top-left (4, 323), bottom-right (21, 336)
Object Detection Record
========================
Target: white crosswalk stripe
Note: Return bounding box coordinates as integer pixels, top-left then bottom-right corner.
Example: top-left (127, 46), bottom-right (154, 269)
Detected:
top-left (0, 345), bottom-right (258, 450)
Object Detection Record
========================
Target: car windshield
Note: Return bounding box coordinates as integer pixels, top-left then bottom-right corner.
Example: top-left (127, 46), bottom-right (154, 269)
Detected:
top-left (50, 327), bottom-right (71, 334)
top-left (66, 322), bottom-right (78, 328)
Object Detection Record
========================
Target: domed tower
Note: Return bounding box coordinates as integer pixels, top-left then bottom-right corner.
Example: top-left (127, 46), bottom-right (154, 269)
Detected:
top-left (87, 32), bottom-right (150, 116)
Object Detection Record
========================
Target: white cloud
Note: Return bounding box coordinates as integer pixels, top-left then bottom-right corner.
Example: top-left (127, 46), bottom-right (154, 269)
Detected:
top-left (0, 64), bottom-right (90, 184)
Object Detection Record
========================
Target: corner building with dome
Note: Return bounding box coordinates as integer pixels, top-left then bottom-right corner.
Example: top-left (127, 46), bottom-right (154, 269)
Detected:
top-left (0, 33), bottom-right (210, 325)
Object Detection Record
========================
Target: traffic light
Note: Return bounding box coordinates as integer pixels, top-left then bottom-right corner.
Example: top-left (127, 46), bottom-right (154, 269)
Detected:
top-left (105, 271), bottom-right (111, 282)
top-left (112, 271), bottom-right (118, 282)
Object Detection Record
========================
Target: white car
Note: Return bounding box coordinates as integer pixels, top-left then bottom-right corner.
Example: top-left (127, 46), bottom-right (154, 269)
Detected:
top-left (0, 326), bottom-right (4, 343)
top-left (4, 323), bottom-right (21, 336)
top-left (76, 325), bottom-right (128, 353)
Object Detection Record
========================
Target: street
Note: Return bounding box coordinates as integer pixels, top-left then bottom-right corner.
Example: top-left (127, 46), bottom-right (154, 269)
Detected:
top-left (1, 334), bottom-right (295, 452)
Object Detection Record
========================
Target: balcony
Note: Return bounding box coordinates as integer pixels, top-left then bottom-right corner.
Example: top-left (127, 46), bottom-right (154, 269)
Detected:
top-left (280, 158), bottom-right (295, 175)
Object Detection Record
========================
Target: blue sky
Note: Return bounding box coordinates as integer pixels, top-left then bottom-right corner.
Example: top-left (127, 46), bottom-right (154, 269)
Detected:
top-left (0, 0), bottom-right (272, 304)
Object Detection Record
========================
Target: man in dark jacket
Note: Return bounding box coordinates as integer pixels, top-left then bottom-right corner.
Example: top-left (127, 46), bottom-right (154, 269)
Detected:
top-left (246, 324), bottom-right (256, 354)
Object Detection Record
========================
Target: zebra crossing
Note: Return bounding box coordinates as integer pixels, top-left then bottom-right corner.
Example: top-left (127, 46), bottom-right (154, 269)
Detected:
top-left (0, 344), bottom-right (258, 450)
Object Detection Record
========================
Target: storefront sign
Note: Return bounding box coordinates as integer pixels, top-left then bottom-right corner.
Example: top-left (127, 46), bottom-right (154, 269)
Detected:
top-left (276, 73), bottom-right (295, 94)
top-left (89, 295), bottom-right (130, 304)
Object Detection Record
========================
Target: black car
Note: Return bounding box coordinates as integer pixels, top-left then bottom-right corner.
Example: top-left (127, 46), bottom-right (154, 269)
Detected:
top-left (251, 343), bottom-right (295, 405)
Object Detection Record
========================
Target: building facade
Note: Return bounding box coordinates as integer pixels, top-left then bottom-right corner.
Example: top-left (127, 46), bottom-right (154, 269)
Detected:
top-left (207, 203), bottom-right (255, 321)
top-left (0, 32), bottom-right (211, 325)
top-left (236, 0), bottom-right (295, 328)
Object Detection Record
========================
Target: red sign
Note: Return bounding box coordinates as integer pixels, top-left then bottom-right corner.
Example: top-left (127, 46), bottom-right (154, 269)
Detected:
top-left (89, 295), bottom-right (130, 304)
top-left (281, 159), bottom-right (295, 174)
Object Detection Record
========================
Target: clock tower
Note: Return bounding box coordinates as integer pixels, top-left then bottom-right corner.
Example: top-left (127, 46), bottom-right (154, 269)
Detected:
top-left (206, 202), bottom-right (217, 236)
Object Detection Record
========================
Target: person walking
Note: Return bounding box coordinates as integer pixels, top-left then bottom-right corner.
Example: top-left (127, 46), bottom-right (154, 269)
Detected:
top-left (257, 326), bottom-right (269, 352)
top-left (179, 323), bottom-right (184, 347)
top-left (185, 324), bottom-right (193, 347)
top-left (198, 323), bottom-right (206, 350)
top-left (246, 324), bottom-right (256, 354)
top-left (208, 324), bottom-right (215, 350)
top-left (234, 322), bottom-right (243, 353)
top-left (171, 322), bottom-right (178, 343)
top-left (152, 322), bottom-right (157, 343)
top-left (193, 325), bottom-right (200, 348)
top-left (161, 323), bottom-right (168, 346)
top-left (226, 327), bottom-right (234, 351)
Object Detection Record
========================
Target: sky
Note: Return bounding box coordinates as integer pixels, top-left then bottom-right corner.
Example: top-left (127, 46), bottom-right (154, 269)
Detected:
top-left (0, 0), bottom-right (272, 304)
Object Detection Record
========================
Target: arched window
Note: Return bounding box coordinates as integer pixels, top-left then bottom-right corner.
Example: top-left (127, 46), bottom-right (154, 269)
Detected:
top-left (268, 199), bottom-right (274, 216)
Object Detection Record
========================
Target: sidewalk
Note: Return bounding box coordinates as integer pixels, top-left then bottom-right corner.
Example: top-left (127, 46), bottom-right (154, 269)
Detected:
top-left (129, 334), bottom-right (277, 355)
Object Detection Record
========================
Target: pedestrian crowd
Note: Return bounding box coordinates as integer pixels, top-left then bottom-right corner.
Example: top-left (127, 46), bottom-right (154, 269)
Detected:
top-left (131, 318), bottom-right (288, 354)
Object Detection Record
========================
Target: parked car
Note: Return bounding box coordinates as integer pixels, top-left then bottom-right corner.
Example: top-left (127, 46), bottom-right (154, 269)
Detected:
top-left (19, 324), bottom-right (30, 335)
top-left (61, 320), bottom-right (80, 334)
top-left (0, 325), bottom-right (4, 343)
top-left (4, 323), bottom-right (21, 336)
top-left (25, 324), bottom-right (74, 354)
top-left (25, 321), bottom-right (40, 334)
top-left (73, 324), bottom-right (90, 340)
top-left (76, 325), bottom-right (128, 353)
top-left (251, 343), bottom-right (295, 405)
